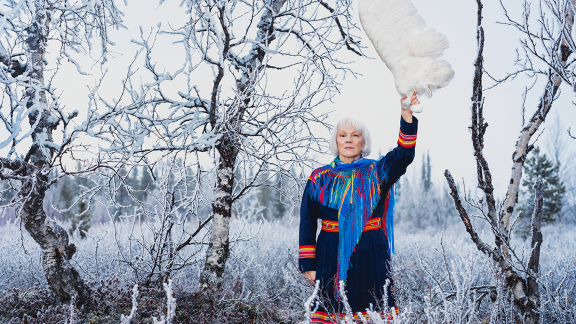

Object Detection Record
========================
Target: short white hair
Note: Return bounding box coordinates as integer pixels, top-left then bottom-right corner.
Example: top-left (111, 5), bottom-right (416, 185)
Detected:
top-left (329, 117), bottom-right (372, 157)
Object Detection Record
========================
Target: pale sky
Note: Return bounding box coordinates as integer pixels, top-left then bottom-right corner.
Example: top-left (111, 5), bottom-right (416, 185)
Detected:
top-left (319, 0), bottom-right (576, 197)
top-left (4, 0), bottom-right (576, 199)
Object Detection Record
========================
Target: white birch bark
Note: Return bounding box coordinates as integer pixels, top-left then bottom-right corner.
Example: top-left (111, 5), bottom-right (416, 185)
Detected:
top-left (198, 0), bottom-right (288, 300)
top-left (0, 0), bottom-right (125, 305)
top-left (20, 2), bottom-right (88, 305)
top-left (444, 1), bottom-right (576, 323)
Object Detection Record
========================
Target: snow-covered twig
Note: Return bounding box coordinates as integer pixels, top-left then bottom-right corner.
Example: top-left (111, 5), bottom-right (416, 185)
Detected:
top-left (120, 284), bottom-right (139, 324)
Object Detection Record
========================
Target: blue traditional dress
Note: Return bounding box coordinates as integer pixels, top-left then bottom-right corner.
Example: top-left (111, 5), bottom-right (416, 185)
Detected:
top-left (299, 117), bottom-right (418, 323)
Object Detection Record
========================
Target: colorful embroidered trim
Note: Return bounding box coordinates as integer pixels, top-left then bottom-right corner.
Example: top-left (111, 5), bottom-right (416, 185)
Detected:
top-left (364, 217), bottom-right (382, 231)
top-left (299, 245), bottom-right (316, 259)
top-left (310, 311), bottom-right (332, 324)
top-left (311, 308), bottom-right (400, 323)
top-left (321, 218), bottom-right (381, 232)
top-left (321, 220), bottom-right (339, 232)
top-left (398, 130), bottom-right (417, 147)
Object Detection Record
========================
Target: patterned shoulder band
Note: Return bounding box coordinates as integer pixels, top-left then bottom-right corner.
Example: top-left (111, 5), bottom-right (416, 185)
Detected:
top-left (321, 218), bottom-right (382, 232)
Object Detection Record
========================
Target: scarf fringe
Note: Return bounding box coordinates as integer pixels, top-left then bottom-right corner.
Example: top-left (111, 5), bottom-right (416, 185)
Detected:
top-left (308, 159), bottom-right (387, 298)
top-left (386, 184), bottom-right (395, 256)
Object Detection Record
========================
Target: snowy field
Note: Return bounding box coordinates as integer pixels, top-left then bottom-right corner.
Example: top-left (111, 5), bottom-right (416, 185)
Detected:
top-left (1, 217), bottom-right (575, 323)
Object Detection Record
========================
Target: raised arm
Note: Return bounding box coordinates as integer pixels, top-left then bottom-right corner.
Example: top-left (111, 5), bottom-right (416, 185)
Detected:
top-left (377, 96), bottom-right (419, 191)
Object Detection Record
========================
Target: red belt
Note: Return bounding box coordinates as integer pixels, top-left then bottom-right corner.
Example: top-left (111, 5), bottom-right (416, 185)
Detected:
top-left (321, 218), bottom-right (382, 232)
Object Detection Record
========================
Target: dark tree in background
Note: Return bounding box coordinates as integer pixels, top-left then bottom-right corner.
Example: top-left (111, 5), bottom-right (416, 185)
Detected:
top-left (137, 166), bottom-right (156, 202)
top-left (57, 173), bottom-right (75, 220)
top-left (517, 146), bottom-right (565, 235)
top-left (69, 199), bottom-right (92, 240)
top-left (421, 150), bottom-right (431, 192)
top-left (255, 171), bottom-right (290, 220)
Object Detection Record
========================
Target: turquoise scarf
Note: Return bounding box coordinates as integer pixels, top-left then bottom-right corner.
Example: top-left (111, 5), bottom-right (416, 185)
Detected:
top-left (308, 156), bottom-right (394, 297)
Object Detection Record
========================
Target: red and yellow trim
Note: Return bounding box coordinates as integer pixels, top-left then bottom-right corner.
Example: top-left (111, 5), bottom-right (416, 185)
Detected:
top-left (299, 245), bottom-right (316, 259)
top-left (321, 218), bottom-right (381, 232)
top-left (321, 220), bottom-right (339, 232)
top-left (311, 308), bottom-right (399, 323)
top-left (311, 311), bottom-right (332, 324)
top-left (398, 130), bottom-right (417, 147)
top-left (364, 217), bottom-right (382, 231)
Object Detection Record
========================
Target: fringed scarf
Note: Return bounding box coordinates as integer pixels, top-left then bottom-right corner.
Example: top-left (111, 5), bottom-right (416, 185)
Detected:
top-left (384, 184), bottom-right (395, 256)
top-left (308, 156), bottom-right (395, 298)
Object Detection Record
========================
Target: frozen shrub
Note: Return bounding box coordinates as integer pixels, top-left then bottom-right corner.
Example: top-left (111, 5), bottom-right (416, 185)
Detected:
top-left (2, 218), bottom-right (576, 323)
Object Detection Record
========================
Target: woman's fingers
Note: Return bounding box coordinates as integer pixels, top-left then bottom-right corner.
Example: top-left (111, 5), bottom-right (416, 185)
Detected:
top-left (411, 93), bottom-right (420, 106)
top-left (401, 93), bottom-right (420, 106)
top-left (304, 271), bottom-right (316, 285)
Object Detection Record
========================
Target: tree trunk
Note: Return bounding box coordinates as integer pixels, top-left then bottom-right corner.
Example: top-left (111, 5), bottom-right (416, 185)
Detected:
top-left (22, 170), bottom-right (89, 305)
top-left (445, 1), bottom-right (574, 322)
top-left (527, 181), bottom-right (544, 304)
top-left (198, 137), bottom-right (237, 303)
top-left (198, 0), bottom-right (286, 307)
top-left (19, 1), bottom-right (88, 305)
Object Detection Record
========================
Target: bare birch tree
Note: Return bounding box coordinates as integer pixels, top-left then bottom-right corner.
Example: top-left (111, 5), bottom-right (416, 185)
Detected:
top-left (85, 0), bottom-right (366, 305)
top-left (0, 0), bottom-right (125, 305)
top-left (444, 0), bottom-right (576, 322)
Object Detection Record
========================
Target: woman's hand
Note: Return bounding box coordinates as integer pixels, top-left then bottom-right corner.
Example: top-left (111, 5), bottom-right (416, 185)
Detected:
top-left (304, 271), bottom-right (316, 285)
top-left (400, 93), bottom-right (419, 123)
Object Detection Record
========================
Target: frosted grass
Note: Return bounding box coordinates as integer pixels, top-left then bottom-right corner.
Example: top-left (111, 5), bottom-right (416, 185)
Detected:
top-left (1, 218), bottom-right (575, 322)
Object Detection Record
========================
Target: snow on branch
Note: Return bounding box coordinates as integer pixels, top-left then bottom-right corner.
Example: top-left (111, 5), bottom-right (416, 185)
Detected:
top-left (444, 1), bottom-right (576, 322)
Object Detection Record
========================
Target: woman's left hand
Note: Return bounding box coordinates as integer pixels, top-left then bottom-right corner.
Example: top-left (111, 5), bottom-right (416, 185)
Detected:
top-left (400, 93), bottom-right (418, 123)
top-left (303, 271), bottom-right (316, 286)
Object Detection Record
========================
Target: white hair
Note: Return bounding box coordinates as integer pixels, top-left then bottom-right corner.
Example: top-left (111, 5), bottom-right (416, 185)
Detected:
top-left (329, 117), bottom-right (372, 157)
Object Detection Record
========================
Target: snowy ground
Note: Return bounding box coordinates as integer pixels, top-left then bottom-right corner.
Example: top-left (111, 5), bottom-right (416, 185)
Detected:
top-left (1, 218), bottom-right (575, 323)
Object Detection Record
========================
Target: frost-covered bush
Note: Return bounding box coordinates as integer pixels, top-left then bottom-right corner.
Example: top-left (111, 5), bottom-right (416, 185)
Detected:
top-left (0, 217), bottom-right (312, 323)
top-left (1, 217), bottom-right (576, 323)
top-left (392, 228), bottom-right (493, 321)
top-left (391, 225), bottom-right (576, 323)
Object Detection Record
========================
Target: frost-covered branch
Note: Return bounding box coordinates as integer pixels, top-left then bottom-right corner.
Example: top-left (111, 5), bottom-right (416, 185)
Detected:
top-left (443, 1), bottom-right (576, 322)
top-left (0, 0), bottom-right (128, 306)
top-left (79, 0), bottom-right (367, 307)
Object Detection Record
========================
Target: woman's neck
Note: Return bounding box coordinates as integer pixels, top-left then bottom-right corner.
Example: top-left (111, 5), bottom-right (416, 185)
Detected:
top-left (338, 155), bottom-right (362, 163)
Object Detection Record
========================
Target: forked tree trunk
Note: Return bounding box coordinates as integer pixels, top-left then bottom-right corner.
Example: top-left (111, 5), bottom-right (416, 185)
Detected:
top-left (444, 1), bottom-right (576, 323)
top-left (496, 3), bottom-right (573, 323)
top-left (20, 165), bottom-right (88, 305)
top-left (198, 0), bottom-right (286, 306)
top-left (19, 1), bottom-right (88, 305)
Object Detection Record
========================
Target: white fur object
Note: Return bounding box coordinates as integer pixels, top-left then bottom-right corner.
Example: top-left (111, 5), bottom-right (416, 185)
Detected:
top-left (359, 0), bottom-right (455, 113)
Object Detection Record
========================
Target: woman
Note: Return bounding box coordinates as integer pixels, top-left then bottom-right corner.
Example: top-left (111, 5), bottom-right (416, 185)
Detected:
top-left (299, 94), bottom-right (419, 323)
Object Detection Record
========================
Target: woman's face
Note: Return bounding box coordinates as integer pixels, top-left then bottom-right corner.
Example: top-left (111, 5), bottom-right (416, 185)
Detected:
top-left (336, 123), bottom-right (364, 162)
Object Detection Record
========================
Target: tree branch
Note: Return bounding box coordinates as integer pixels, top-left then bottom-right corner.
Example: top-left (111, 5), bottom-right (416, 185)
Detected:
top-left (444, 170), bottom-right (496, 259)
top-left (526, 180), bottom-right (544, 299)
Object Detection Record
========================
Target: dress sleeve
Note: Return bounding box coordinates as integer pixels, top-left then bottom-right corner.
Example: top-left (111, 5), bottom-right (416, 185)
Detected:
top-left (377, 116), bottom-right (418, 190)
top-left (298, 179), bottom-right (318, 272)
